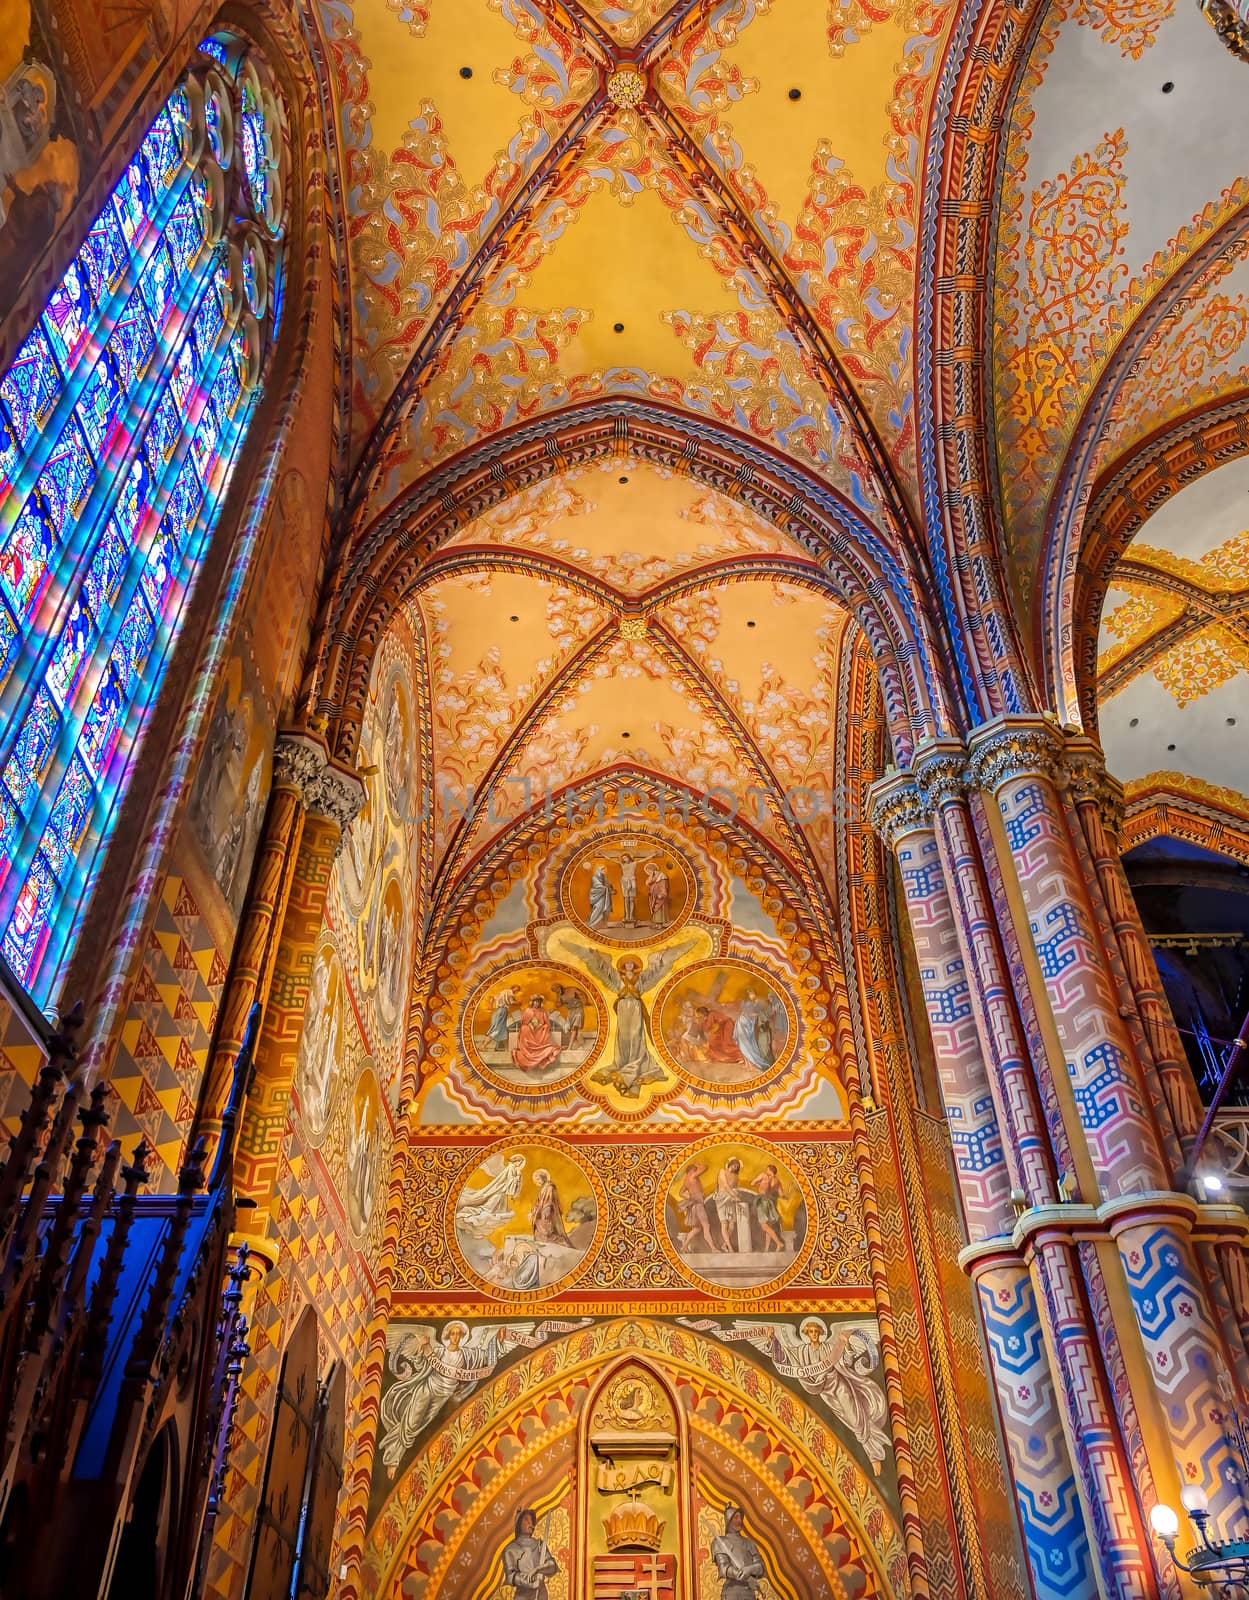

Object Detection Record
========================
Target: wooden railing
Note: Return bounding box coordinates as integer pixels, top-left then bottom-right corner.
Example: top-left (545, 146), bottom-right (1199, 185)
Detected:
top-left (0, 1001), bottom-right (260, 1600)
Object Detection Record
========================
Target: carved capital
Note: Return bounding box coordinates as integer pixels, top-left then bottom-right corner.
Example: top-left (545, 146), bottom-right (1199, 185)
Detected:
top-left (272, 730), bottom-right (328, 798)
top-left (1063, 742), bottom-right (1125, 839)
top-left (910, 738), bottom-right (969, 812)
top-left (966, 718), bottom-right (1063, 794)
top-left (306, 762), bottom-right (366, 835)
top-left (1200, 0), bottom-right (1249, 61)
top-left (867, 774), bottom-right (929, 851)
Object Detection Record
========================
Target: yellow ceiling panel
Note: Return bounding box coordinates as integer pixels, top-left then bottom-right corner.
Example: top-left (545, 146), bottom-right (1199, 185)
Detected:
top-left (720, 5), bottom-right (909, 224)
top-left (520, 185), bottom-right (742, 387)
top-left (361, 0), bottom-right (524, 169)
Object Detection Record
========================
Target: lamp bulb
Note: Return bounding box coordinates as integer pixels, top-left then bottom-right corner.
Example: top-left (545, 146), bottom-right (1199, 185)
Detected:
top-left (1150, 1503), bottom-right (1180, 1540)
top-left (1181, 1484), bottom-right (1210, 1515)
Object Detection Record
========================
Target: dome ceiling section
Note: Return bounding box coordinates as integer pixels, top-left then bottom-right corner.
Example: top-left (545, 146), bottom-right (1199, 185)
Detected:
top-left (992, 0), bottom-right (1249, 610)
top-left (321, 0), bottom-right (955, 535)
top-left (1096, 456), bottom-right (1249, 802)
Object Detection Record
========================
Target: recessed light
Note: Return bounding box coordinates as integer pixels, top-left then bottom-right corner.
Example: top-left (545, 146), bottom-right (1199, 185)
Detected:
top-left (619, 476), bottom-right (628, 484)
top-left (622, 731), bottom-right (631, 739)
top-left (746, 620), bottom-right (756, 628)
top-left (509, 614), bottom-right (519, 622)
top-left (1167, 743), bottom-right (1176, 751)
top-left (788, 87), bottom-right (801, 100)
top-left (1129, 717), bottom-right (1139, 727)
top-left (1229, 718), bottom-right (1238, 726)
top-left (460, 65), bottom-right (473, 79)
top-left (613, 322), bottom-right (624, 333)
top-left (1161, 80), bottom-right (1174, 92)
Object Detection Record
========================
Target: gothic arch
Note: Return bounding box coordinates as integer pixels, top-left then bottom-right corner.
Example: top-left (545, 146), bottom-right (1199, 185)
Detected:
top-left (364, 1319), bottom-right (903, 1600)
top-left (1044, 393), bottom-right (1249, 730)
top-left (305, 399), bottom-right (958, 767)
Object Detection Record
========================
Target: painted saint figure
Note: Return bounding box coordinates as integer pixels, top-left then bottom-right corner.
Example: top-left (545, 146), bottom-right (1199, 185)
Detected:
top-left (715, 1158), bottom-right (755, 1253)
top-left (751, 1164), bottom-right (786, 1251)
top-left (455, 1151), bottom-right (526, 1237)
top-left (698, 1318), bottom-right (891, 1474)
top-left (679, 1160), bottom-right (717, 1252)
top-left (485, 987), bottom-right (516, 1051)
top-left (711, 1505), bottom-right (766, 1599)
top-left (501, 1507), bottom-right (558, 1600)
top-left (588, 862), bottom-right (614, 927)
top-left (530, 1168), bottom-right (570, 1245)
top-left (510, 995), bottom-right (562, 1071)
top-left (567, 938), bottom-right (695, 1097)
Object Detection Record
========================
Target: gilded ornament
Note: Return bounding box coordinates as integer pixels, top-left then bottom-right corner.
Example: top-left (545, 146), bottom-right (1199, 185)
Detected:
top-left (606, 67), bottom-right (647, 109)
top-left (966, 723), bottom-right (1062, 793)
top-left (1200, 0), bottom-right (1249, 67)
top-left (914, 747), bottom-right (969, 810)
top-left (866, 777), bottom-right (928, 850)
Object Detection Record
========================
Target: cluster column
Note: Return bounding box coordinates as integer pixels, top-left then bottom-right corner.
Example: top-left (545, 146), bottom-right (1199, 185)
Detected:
top-left (195, 727), bottom-right (364, 1237)
top-left (870, 773), bottom-right (1097, 1600)
top-left (873, 719), bottom-right (1249, 1596)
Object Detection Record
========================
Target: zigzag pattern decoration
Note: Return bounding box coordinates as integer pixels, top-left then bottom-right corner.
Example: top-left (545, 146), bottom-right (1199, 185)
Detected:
top-left (977, 1266), bottom-right (1096, 1600)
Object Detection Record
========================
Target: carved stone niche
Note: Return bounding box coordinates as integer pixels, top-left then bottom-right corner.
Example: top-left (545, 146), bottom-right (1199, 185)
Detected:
top-left (576, 1357), bottom-right (693, 1600)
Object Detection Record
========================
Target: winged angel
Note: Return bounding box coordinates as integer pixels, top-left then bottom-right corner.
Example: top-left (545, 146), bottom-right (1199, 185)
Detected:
top-left (565, 938), bottom-right (696, 1097)
top-left (378, 1317), bottom-right (589, 1476)
top-left (684, 1317), bottom-right (891, 1473)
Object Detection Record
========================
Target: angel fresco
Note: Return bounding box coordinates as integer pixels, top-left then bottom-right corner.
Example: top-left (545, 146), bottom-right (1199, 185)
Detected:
top-left (685, 1317), bottom-right (891, 1474)
top-left (565, 938), bottom-right (695, 1097)
top-left (377, 1319), bottom-right (588, 1476)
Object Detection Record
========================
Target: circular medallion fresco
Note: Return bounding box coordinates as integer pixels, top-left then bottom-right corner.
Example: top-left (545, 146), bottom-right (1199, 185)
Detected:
top-left (449, 1139), bottom-right (605, 1301)
top-left (381, 667), bottom-right (411, 822)
top-left (345, 1062), bottom-right (382, 1238)
top-left (653, 958), bottom-right (796, 1089)
top-left (373, 873), bottom-right (407, 1036)
top-left (462, 962), bottom-right (606, 1094)
top-left (560, 834), bottom-right (696, 947)
top-left (294, 937), bottom-right (343, 1144)
top-left (657, 1138), bottom-right (814, 1295)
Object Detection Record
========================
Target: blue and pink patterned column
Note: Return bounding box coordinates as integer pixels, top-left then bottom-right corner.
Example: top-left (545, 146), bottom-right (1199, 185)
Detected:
top-left (871, 772), bottom-right (1096, 1600)
top-left (969, 717), bottom-right (1249, 1570)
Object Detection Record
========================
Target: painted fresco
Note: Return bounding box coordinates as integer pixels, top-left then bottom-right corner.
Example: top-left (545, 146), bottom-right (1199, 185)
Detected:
top-left (391, 1129), bottom-right (863, 1302)
top-left (659, 1140), bottom-right (812, 1293)
top-left (189, 652), bottom-right (272, 916)
top-left (450, 1140), bottom-right (605, 1296)
top-left (0, 0), bottom-right (80, 297)
top-left (366, 1317), bottom-right (906, 1600)
top-left (420, 808), bottom-right (845, 1126)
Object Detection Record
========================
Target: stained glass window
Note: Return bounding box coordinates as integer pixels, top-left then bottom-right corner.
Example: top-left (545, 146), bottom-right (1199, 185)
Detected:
top-left (0, 36), bottom-right (286, 1000)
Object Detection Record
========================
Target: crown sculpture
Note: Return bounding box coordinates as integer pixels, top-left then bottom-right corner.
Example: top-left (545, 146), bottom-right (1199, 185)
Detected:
top-left (603, 1495), bottom-right (666, 1552)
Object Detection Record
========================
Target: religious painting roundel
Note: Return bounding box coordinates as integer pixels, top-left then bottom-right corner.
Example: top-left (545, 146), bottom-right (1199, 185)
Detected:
top-left (653, 958), bottom-right (796, 1089)
top-left (560, 833), bottom-right (696, 948)
top-left (657, 1137), bottom-right (815, 1295)
top-left (345, 1062), bottom-right (382, 1239)
top-left (463, 961), bottom-right (607, 1095)
top-left (294, 936), bottom-right (344, 1145)
top-left (381, 665), bottom-right (411, 822)
top-left (448, 1139), bottom-right (605, 1302)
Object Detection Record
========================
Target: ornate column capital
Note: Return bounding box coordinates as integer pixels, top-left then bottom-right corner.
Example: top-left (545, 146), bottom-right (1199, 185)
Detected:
top-left (966, 715), bottom-right (1064, 794)
top-left (1062, 737), bottom-right (1126, 839)
top-left (866, 771), bottom-right (929, 851)
top-left (271, 728), bottom-right (366, 839)
top-left (306, 761), bottom-right (366, 833)
top-left (272, 729), bottom-right (329, 798)
top-left (913, 738), bottom-right (969, 810)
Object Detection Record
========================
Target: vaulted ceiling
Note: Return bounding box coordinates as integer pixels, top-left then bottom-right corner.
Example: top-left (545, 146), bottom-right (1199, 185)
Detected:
top-left (309, 0), bottom-right (1249, 821)
top-left (399, 459), bottom-right (856, 939)
top-left (315, 0), bottom-right (963, 534)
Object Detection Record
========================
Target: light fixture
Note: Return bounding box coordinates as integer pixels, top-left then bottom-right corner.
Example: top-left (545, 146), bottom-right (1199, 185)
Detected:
top-left (1151, 1381), bottom-right (1249, 1587)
